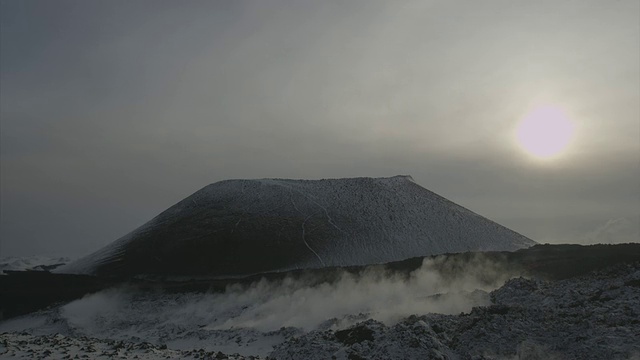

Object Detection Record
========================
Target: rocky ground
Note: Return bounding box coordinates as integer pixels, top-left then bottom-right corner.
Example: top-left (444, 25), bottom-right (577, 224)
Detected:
top-left (2, 262), bottom-right (639, 359)
top-left (271, 262), bottom-right (640, 360)
top-left (0, 332), bottom-right (256, 359)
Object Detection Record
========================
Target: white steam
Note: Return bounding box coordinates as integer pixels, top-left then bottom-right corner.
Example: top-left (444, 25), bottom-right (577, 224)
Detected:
top-left (211, 255), bottom-right (512, 331)
top-left (60, 254), bottom-right (516, 335)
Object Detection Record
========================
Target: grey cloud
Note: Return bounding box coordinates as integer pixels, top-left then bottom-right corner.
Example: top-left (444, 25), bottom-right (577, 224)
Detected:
top-left (1, 0), bottom-right (638, 256)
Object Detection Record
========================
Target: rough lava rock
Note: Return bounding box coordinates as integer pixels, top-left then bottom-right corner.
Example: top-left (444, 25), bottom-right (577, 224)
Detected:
top-left (270, 262), bottom-right (640, 360)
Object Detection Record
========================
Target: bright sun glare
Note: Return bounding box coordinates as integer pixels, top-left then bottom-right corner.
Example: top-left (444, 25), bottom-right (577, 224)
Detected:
top-left (516, 105), bottom-right (575, 159)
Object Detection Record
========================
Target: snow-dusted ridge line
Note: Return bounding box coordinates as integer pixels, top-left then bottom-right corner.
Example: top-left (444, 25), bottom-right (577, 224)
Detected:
top-left (56, 175), bottom-right (535, 277)
top-left (0, 255), bottom-right (72, 274)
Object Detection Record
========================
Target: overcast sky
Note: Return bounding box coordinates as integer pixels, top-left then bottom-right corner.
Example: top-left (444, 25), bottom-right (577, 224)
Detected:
top-left (1, 0), bottom-right (638, 257)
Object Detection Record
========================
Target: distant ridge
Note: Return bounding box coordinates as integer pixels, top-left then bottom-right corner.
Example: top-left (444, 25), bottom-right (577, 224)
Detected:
top-left (56, 176), bottom-right (536, 277)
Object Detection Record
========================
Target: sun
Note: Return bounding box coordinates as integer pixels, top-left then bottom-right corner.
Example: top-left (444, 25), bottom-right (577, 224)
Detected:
top-left (515, 105), bottom-right (575, 159)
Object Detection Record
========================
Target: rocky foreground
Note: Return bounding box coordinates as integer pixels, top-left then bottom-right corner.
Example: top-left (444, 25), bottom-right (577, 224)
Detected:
top-left (0, 333), bottom-right (255, 360)
top-left (2, 262), bottom-right (639, 360)
top-left (272, 262), bottom-right (640, 359)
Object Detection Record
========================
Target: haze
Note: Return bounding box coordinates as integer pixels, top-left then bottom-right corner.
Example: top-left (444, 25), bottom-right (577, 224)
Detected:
top-left (1, 0), bottom-right (638, 257)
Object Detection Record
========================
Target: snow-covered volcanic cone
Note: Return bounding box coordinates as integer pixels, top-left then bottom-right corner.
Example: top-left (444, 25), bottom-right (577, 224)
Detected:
top-left (56, 176), bottom-right (535, 277)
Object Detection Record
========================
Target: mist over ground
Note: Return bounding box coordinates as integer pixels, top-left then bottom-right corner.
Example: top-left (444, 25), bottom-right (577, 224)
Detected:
top-left (56, 254), bottom-right (513, 335)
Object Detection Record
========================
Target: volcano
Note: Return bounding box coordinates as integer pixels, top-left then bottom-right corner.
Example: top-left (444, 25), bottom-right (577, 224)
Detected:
top-left (56, 176), bottom-right (535, 277)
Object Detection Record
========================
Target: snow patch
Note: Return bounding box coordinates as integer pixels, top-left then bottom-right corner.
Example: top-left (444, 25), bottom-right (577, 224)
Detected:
top-left (0, 255), bottom-right (72, 275)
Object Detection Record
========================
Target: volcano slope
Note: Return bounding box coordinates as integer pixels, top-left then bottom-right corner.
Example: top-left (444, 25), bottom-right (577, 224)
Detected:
top-left (56, 176), bottom-right (534, 277)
